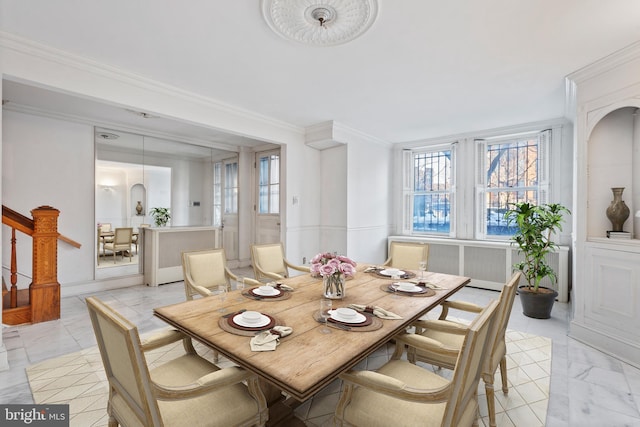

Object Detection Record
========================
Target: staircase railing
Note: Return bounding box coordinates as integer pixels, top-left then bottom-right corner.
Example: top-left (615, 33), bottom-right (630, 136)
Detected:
top-left (1, 205), bottom-right (80, 325)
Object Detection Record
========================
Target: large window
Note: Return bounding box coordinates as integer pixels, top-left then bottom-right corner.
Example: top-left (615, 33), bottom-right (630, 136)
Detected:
top-left (404, 147), bottom-right (454, 234)
top-left (477, 130), bottom-right (549, 238)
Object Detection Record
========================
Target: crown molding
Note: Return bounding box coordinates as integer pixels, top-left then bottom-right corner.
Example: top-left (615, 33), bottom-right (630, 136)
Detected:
top-left (566, 40), bottom-right (640, 85)
top-left (3, 101), bottom-right (242, 153)
top-left (0, 31), bottom-right (305, 143)
top-left (305, 120), bottom-right (389, 150)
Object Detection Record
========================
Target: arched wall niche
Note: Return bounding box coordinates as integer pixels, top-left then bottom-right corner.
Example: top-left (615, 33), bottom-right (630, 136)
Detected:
top-left (586, 106), bottom-right (640, 238)
top-left (130, 183), bottom-right (147, 228)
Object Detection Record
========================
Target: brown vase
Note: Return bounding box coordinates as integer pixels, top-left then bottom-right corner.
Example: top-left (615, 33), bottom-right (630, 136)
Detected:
top-left (135, 201), bottom-right (143, 216)
top-left (606, 187), bottom-right (630, 232)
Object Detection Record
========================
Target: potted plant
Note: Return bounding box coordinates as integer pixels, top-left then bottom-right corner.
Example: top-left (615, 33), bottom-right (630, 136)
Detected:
top-left (149, 207), bottom-right (171, 227)
top-left (505, 202), bottom-right (569, 319)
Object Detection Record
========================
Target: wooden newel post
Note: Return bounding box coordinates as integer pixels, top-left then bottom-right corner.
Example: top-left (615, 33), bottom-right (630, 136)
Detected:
top-left (30, 205), bottom-right (61, 322)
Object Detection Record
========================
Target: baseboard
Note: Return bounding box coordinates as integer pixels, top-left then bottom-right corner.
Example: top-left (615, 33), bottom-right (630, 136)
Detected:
top-left (570, 320), bottom-right (640, 369)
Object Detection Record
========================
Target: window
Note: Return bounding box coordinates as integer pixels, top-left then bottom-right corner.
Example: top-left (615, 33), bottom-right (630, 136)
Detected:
top-left (476, 130), bottom-right (549, 238)
top-left (258, 153), bottom-right (280, 214)
top-left (404, 146), bottom-right (455, 235)
top-left (224, 161), bottom-right (238, 214)
top-left (213, 162), bottom-right (222, 226)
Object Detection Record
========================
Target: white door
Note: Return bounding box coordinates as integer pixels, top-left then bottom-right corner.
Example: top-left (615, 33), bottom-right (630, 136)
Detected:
top-left (220, 158), bottom-right (239, 260)
top-left (255, 150), bottom-right (281, 244)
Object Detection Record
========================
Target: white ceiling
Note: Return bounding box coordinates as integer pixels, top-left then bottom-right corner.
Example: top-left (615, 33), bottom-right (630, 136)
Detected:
top-left (2, 1), bottom-right (640, 144)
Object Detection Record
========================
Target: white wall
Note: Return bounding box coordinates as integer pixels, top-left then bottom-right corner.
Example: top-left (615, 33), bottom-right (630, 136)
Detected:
top-left (2, 110), bottom-right (95, 286)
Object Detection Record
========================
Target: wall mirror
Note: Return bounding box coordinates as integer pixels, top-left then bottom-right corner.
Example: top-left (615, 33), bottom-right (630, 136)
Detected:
top-left (95, 127), bottom-right (238, 279)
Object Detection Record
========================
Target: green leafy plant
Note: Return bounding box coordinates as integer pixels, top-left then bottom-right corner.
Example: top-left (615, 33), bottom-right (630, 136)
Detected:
top-left (505, 202), bottom-right (570, 292)
top-left (149, 207), bottom-right (171, 227)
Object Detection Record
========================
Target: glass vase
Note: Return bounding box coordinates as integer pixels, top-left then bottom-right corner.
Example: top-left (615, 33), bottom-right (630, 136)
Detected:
top-left (323, 274), bottom-right (345, 299)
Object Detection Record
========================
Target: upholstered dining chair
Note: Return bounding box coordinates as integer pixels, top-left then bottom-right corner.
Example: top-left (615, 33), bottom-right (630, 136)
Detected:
top-left (250, 242), bottom-right (310, 282)
top-left (382, 240), bottom-right (430, 271)
top-left (333, 299), bottom-right (500, 427)
top-left (86, 296), bottom-right (269, 427)
top-left (182, 248), bottom-right (261, 300)
top-left (99, 222), bottom-right (114, 244)
top-left (132, 223), bottom-right (150, 254)
top-left (407, 272), bottom-right (521, 427)
top-left (103, 227), bottom-right (133, 263)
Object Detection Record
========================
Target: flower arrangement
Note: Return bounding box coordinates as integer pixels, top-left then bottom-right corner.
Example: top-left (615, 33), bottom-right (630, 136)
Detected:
top-left (310, 252), bottom-right (357, 299)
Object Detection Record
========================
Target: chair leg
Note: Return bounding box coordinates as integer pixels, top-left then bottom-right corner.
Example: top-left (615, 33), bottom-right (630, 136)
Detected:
top-left (484, 380), bottom-right (497, 427)
top-left (500, 356), bottom-right (508, 393)
top-left (108, 415), bottom-right (118, 427)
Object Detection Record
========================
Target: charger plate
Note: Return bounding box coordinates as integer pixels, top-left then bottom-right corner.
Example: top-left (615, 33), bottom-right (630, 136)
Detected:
top-left (241, 289), bottom-right (292, 301)
top-left (379, 284), bottom-right (435, 297)
top-left (312, 311), bottom-right (382, 332)
top-left (219, 313), bottom-right (283, 337)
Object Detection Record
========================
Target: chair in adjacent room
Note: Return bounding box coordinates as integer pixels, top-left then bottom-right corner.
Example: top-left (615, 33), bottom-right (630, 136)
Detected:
top-left (86, 296), bottom-right (269, 427)
top-left (103, 227), bottom-right (133, 263)
top-left (407, 272), bottom-right (521, 427)
top-left (382, 240), bottom-right (430, 272)
top-left (132, 223), bottom-right (150, 254)
top-left (250, 242), bottom-right (310, 282)
top-left (333, 299), bottom-right (500, 427)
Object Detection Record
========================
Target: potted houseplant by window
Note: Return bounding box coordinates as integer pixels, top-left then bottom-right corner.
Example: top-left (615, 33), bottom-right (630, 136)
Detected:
top-left (149, 207), bottom-right (171, 227)
top-left (505, 202), bottom-right (569, 319)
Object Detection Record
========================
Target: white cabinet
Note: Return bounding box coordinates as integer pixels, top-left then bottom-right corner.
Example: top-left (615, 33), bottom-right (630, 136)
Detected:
top-left (143, 226), bottom-right (220, 286)
top-left (567, 42), bottom-right (640, 368)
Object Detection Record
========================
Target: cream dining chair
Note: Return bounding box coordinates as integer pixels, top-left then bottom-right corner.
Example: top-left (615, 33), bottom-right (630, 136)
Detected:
top-left (132, 223), bottom-right (150, 254)
top-left (407, 272), bottom-right (521, 427)
top-left (333, 299), bottom-right (500, 427)
top-left (103, 227), bottom-right (133, 263)
top-left (182, 248), bottom-right (261, 301)
top-left (86, 296), bottom-right (269, 427)
top-left (250, 242), bottom-right (310, 282)
top-left (382, 240), bottom-right (430, 271)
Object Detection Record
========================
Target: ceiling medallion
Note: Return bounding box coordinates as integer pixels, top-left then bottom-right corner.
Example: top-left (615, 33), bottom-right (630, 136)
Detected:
top-left (261, 0), bottom-right (378, 46)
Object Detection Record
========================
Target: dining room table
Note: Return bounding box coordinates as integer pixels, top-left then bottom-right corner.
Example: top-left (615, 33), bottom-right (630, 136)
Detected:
top-left (153, 263), bottom-right (470, 411)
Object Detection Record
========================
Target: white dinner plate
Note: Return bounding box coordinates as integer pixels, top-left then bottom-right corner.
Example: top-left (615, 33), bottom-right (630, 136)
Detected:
top-left (233, 313), bottom-right (271, 328)
top-left (392, 283), bottom-right (423, 293)
top-left (252, 287), bottom-right (281, 296)
top-left (328, 310), bottom-right (367, 324)
top-left (379, 269), bottom-right (406, 277)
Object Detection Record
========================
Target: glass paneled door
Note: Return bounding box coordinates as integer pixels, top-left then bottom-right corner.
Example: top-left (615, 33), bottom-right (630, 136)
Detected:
top-left (255, 150), bottom-right (281, 244)
top-left (220, 158), bottom-right (239, 260)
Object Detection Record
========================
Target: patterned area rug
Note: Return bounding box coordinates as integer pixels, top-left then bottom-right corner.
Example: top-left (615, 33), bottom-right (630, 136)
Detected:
top-left (26, 329), bottom-right (552, 427)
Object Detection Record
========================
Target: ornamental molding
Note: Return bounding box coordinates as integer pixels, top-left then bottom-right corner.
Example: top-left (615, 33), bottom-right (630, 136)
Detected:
top-left (261, 0), bottom-right (378, 46)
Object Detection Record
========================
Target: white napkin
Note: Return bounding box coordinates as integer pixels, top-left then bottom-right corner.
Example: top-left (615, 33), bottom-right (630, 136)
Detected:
top-left (407, 280), bottom-right (445, 289)
top-left (347, 304), bottom-right (403, 320)
top-left (267, 282), bottom-right (294, 291)
top-left (250, 326), bottom-right (293, 351)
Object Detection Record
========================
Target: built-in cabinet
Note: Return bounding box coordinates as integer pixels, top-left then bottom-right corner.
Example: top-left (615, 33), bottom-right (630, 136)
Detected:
top-left (568, 42), bottom-right (640, 368)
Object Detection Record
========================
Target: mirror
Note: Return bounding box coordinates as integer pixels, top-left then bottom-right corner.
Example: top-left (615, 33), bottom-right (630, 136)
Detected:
top-left (95, 127), bottom-right (238, 278)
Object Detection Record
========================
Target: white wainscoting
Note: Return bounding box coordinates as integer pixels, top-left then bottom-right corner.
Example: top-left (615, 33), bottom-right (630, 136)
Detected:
top-left (388, 236), bottom-right (570, 302)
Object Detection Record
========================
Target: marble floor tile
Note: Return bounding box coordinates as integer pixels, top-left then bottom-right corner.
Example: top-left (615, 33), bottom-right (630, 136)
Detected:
top-left (2, 280), bottom-right (640, 426)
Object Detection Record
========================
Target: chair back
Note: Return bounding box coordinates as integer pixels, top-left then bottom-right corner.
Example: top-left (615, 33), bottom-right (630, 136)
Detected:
top-left (387, 241), bottom-right (429, 271)
top-left (251, 243), bottom-right (288, 281)
top-left (113, 227), bottom-right (133, 246)
top-left (86, 296), bottom-right (162, 426)
top-left (485, 272), bottom-right (520, 366)
top-left (100, 223), bottom-right (112, 233)
top-left (442, 299), bottom-right (500, 427)
top-left (182, 249), bottom-right (230, 300)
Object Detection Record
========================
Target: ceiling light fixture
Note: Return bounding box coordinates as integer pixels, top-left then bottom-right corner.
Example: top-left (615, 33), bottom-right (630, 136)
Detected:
top-left (261, 0), bottom-right (378, 46)
top-left (96, 132), bottom-right (119, 140)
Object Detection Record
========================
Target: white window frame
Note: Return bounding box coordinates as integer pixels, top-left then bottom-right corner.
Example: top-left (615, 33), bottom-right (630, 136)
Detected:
top-left (402, 143), bottom-right (456, 236)
top-left (475, 130), bottom-right (551, 240)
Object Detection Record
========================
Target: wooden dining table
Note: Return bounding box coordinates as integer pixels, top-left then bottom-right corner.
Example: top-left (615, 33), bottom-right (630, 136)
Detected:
top-left (154, 265), bottom-right (470, 405)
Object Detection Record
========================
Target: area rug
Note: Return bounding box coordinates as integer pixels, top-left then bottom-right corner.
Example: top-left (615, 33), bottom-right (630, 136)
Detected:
top-left (26, 329), bottom-right (552, 427)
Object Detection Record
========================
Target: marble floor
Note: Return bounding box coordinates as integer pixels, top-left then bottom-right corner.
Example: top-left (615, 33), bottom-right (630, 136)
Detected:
top-left (2, 272), bottom-right (640, 426)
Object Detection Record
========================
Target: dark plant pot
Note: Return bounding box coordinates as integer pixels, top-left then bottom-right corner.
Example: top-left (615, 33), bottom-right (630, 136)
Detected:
top-left (518, 286), bottom-right (558, 319)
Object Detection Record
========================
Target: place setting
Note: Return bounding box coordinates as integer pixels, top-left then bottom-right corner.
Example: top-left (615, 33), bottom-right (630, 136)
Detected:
top-left (218, 309), bottom-right (286, 337)
top-left (314, 303), bottom-right (383, 332)
top-left (379, 281), bottom-right (436, 297)
top-left (365, 266), bottom-right (416, 280)
top-left (241, 284), bottom-right (292, 301)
